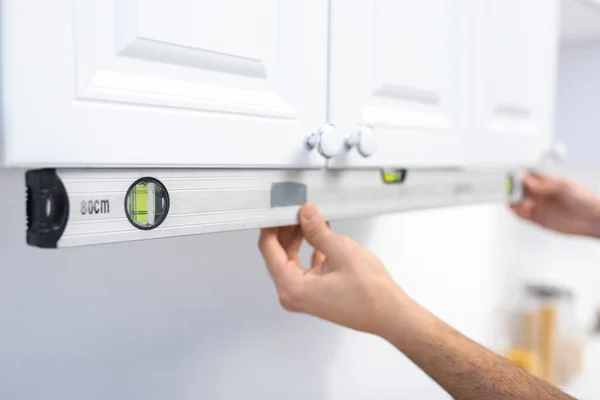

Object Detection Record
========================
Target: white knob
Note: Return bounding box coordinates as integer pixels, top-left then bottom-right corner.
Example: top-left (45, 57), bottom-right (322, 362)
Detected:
top-left (346, 126), bottom-right (377, 157)
top-left (306, 123), bottom-right (344, 159)
top-left (550, 142), bottom-right (568, 162)
top-left (542, 142), bottom-right (568, 164)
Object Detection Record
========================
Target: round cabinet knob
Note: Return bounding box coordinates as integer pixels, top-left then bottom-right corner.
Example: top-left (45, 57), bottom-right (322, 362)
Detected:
top-left (550, 142), bottom-right (567, 162)
top-left (306, 123), bottom-right (344, 159)
top-left (541, 142), bottom-right (568, 164)
top-left (346, 126), bottom-right (377, 157)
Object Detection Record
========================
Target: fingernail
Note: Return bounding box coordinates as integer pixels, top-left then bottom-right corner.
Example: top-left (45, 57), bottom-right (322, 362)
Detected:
top-left (302, 204), bottom-right (319, 221)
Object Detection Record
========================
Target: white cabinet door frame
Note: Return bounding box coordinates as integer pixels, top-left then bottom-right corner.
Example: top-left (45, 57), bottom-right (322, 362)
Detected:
top-left (469, 0), bottom-right (560, 166)
top-left (327, 0), bottom-right (470, 169)
top-left (1, 0), bottom-right (328, 168)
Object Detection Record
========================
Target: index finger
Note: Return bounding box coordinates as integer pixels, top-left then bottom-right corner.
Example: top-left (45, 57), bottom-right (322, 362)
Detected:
top-left (510, 200), bottom-right (533, 220)
top-left (258, 228), bottom-right (288, 279)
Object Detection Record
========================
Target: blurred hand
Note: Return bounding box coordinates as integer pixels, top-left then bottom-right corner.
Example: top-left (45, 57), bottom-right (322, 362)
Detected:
top-left (511, 173), bottom-right (600, 238)
top-left (258, 204), bottom-right (410, 336)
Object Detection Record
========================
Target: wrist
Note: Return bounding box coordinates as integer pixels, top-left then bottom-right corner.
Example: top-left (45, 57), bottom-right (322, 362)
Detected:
top-left (370, 286), bottom-right (418, 341)
top-left (377, 297), bottom-right (441, 356)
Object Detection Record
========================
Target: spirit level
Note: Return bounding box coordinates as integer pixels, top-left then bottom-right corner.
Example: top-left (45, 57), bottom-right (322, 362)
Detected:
top-left (25, 168), bottom-right (525, 248)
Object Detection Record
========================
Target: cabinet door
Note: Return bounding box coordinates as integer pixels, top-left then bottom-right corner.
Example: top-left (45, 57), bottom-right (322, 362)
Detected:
top-left (470, 0), bottom-right (560, 166)
top-left (1, 0), bottom-right (328, 168)
top-left (328, 0), bottom-right (470, 168)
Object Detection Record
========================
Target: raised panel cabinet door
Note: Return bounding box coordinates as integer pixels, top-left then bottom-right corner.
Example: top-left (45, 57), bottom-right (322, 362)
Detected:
top-left (470, 0), bottom-right (560, 166)
top-left (1, 0), bottom-right (328, 167)
top-left (328, 0), bottom-right (470, 168)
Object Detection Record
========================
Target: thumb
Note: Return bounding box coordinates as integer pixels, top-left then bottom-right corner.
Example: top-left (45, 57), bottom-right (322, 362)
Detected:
top-left (524, 174), bottom-right (560, 197)
top-left (299, 203), bottom-right (337, 254)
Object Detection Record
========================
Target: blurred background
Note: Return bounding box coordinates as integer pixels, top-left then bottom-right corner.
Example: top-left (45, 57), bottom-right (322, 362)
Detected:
top-left (2, 0), bottom-right (600, 399)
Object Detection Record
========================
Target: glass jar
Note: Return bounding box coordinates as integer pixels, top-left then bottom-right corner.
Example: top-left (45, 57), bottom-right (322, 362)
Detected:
top-left (504, 285), bottom-right (542, 377)
top-left (504, 284), bottom-right (585, 385)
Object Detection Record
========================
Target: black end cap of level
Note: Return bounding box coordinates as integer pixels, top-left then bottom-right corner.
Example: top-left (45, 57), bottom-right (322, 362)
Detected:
top-left (26, 169), bottom-right (69, 249)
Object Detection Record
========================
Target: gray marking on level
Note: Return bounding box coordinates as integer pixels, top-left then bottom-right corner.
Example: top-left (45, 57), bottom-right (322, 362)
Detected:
top-left (270, 182), bottom-right (307, 208)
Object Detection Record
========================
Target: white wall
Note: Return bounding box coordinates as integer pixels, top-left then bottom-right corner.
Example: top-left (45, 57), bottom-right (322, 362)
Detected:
top-left (0, 168), bottom-right (516, 400)
top-left (510, 41), bottom-right (600, 399)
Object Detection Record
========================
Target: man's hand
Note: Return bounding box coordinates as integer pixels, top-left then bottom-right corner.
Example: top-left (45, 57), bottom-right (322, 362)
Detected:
top-left (258, 203), bottom-right (575, 400)
top-left (258, 203), bottom-right (410, 336)
top-left (511, 173), bottom-right (600, 238)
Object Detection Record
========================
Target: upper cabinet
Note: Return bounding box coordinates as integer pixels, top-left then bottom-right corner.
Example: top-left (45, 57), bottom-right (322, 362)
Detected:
top-left (328, 0), bottom-right (470, 168)
top-left (1, 0), bottom-right (328, 168)
top-left (0, 0), bottom-right (560, 169)
top-left (328, 0), bottom-right (560, 169)
top-left (469, 0), bottom-right (560, 166)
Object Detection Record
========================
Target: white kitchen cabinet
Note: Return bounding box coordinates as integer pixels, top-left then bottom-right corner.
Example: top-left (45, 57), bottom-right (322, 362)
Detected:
top-left (0, 0), bottom-right (328, 168)
top-left (0, 0), bottom-right (560, 169)
top-left (469, 0), bottom-right (561, 166)
top-left (328, 0), bottom-right (470, 168)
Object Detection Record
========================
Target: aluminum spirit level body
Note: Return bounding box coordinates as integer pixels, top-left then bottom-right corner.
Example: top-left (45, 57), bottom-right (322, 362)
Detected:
top-left (25, 168), bottom-right (525, 248)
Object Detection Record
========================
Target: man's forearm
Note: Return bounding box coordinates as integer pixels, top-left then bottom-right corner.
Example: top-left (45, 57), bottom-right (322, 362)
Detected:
top-left (379, 299), bottom-right (575, 400)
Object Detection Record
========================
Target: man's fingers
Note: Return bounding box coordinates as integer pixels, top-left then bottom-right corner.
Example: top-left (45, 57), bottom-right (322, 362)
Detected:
top-left (285, 225), bottom-right (304, 258)
top-left (299, 204), bottom-right (337, 255)
top-left (511, 199), bottom-right (534, 220)
top-left (511, 205), bottom-right (527, 219)
top-left (277, 225), bottom-right (298, 249)
top-left (258, 228), bottom-right (288, 279)
top-left (311, 250), bottom-right (327, 275)
top-left (523, 174), bottom-right (560, 197)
